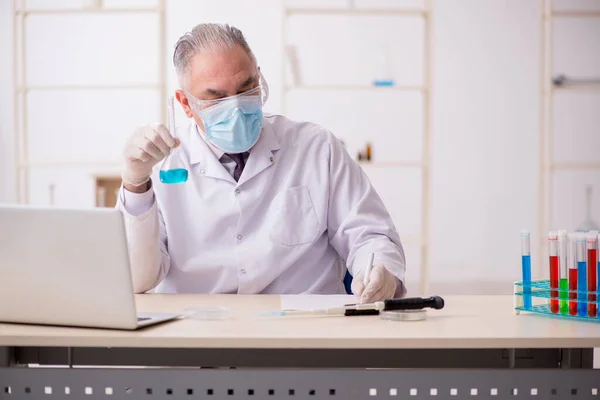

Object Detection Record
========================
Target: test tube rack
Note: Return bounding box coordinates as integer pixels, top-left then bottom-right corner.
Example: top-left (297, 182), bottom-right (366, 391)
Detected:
top-left (514, 280), bottom-right (600, 323)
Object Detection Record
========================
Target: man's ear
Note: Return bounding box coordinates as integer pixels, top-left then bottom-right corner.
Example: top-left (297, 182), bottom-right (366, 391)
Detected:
top-left (175, 90), bottom-right (194, 118)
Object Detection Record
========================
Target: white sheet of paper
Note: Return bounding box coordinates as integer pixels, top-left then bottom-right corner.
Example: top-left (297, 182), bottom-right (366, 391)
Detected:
top-left (280, 294), bottom-right (359, 311)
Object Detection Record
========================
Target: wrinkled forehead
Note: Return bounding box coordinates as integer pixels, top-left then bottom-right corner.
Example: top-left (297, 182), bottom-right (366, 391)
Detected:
top-left (185, 44), bottom-right (258, 98)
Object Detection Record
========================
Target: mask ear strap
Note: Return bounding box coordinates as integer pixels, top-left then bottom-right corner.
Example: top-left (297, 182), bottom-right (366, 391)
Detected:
top-left (258, 69), bottom-right (269, 106)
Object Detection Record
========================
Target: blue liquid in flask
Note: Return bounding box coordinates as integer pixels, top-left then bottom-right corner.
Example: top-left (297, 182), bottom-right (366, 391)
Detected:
top-left (161, 96), bottom-right (187, 184)
top-left (160, 169), bottom-right (188, 184)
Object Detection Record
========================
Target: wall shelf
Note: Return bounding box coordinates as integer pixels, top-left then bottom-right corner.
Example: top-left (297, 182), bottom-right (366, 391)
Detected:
top-left (551, 84), bottom-right (600, 93)
top-left (285, 8), bottom-right (425, 16)
top-left (551, 10), bottom-right (600, 18)
top-left (18, 162), bottom-right (122, 169)
top-left (550, 163), bottom-right (600, 171)
top-left (285, 84), bottom-right (427, 92)
top-left (358, 161), bottom-right (424, 168)
top-left (15, 8), bottom-right (159, 15)
top-left (17, 84), bottom-right (161, 92)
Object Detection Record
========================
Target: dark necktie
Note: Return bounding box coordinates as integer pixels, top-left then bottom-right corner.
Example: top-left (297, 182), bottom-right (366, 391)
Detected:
top-left (225, 152), bottom-right (248, 182)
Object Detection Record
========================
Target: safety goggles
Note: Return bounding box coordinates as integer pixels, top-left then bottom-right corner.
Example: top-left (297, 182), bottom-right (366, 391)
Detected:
top-left (185, 71), bottom-right (269, 112)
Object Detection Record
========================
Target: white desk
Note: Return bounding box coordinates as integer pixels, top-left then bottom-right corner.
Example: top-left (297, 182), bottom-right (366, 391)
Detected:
top-left (1, 294), bottom-right (600, 349)
top-left (2, 295), bottom-right (600, 399)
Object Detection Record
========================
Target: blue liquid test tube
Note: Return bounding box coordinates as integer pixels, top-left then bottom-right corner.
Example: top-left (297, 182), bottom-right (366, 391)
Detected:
top-left (521, 230), bottom-right (532, 309)
top-left (577, 234), bottom-right (587, 317)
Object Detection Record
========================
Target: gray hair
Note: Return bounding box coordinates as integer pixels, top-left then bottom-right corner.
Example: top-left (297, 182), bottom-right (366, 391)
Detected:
top-left (173, 23), bottom-right (257, 89)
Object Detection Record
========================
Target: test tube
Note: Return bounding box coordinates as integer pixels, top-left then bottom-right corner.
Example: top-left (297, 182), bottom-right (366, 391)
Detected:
top-left (548, 232), bottom-right (559, 313)
top-left (558, 230), bottom-right (568, 314)
top-left (521, 230), bottom-right (532, 309)
top-left (568, 233), bottom-right (578, 316)
top-left (167, 96), bottom-right (176, 133)
top-left (597, 231), bottom-right (600, 316)
top-left (577, 234), bottom-right (587, 317)
top-left (587, 231), bottom-right (598, 317)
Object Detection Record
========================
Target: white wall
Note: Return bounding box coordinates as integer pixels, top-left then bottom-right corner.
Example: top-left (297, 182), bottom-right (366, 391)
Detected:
top-left (1, 0), bottom-right (599, 294)
top-left (430, 0), bottom-right (540, 286)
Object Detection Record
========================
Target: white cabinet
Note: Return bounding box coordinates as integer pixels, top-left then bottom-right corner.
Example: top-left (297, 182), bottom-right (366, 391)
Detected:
top-left (25, 13), bottom-right (160, 86)
top-left (553, 93), bottom-right (600, 165)
top-left (282, 2), bottom-right (432, 293)
top-left (13, 1), bottom-right (165, 205)
top-left (360, 164), bottom-right (422, 238)
top-left (552, 16), bottom-right (600, 78)
top-left (27, 167), bottom-right (98, 208)
top-left (27, 89), bottom-right (160, 165)
top-left (552, 171), bottom-right (600, 232)
top-left (285, 90), bottom-right (424, 164)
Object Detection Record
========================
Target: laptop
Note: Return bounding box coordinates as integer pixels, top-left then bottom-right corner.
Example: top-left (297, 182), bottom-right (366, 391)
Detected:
top-left (0, 204), bottom-right (180, 330)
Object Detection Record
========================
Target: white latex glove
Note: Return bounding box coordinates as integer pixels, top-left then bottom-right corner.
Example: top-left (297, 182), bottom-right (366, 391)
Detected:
top-left (122, 124), bottom-right (179, 187)
top-left (351, 264), bottom-right (398, 303)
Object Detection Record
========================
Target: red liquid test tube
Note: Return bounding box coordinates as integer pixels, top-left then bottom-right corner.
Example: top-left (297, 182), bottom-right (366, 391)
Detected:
top-left (549, 232), bottom-right (559, 313)
top-left (588, 233), bottom-right (598, 317)
top-left (568, 233), bottom-right (578, 316)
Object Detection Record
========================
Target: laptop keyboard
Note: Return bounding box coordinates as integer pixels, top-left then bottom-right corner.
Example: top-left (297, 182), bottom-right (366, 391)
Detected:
top-left (137, 317), bottom-right (151, 322)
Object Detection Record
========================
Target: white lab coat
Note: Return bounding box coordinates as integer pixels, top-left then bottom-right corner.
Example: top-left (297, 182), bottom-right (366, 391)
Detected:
top-left (117, 114), bottom-right (406, 295)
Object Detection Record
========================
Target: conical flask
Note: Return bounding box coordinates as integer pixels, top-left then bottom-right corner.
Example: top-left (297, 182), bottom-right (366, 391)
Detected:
top-left (159, 96), bottom-right (188, 184)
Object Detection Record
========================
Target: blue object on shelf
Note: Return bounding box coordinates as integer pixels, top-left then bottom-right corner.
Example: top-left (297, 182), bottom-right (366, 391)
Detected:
top-left (373, 79), bottom-right (395, 87)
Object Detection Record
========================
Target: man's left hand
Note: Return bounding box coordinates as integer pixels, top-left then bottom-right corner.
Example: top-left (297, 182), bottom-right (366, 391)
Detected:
top-left (351, 264), bottom-right (398, 303)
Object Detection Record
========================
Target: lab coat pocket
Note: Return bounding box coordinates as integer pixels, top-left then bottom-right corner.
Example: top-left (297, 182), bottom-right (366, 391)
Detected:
top-left (269, 186), bottom-right (320, 246)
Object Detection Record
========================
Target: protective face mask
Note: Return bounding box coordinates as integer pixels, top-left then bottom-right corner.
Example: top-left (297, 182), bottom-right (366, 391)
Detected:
top-left (196, 96), bottom-right (264, 154)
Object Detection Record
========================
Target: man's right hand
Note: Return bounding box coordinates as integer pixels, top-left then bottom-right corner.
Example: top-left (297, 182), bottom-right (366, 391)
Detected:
top-left (122, 124), bottom-right (180, 192)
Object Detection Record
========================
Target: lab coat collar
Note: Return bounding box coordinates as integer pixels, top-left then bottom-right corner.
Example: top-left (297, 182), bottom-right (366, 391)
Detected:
top-left (236, 120), bottom-right (281, 187)
top-left (188, 121), bottom-right (236, 184)
top-left (188, 118), bottom-right (280, 186)
top-left (189, 121), bottom-right (224, 164)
